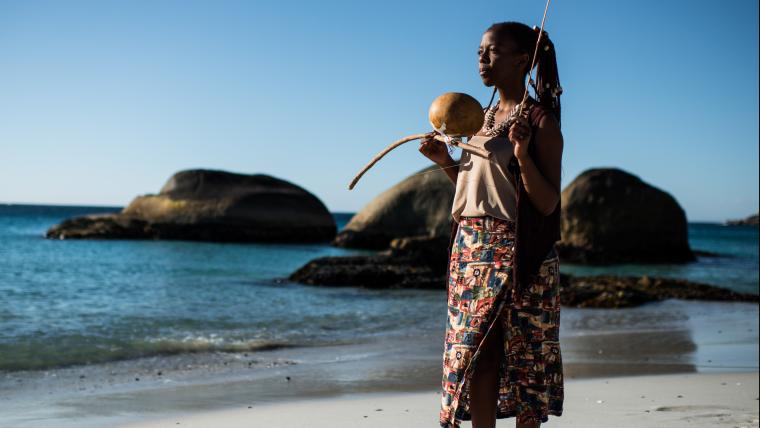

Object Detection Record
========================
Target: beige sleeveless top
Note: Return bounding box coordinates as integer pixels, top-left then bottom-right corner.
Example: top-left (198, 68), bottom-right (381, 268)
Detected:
top-left (451, 135), bottom-right (517, 222)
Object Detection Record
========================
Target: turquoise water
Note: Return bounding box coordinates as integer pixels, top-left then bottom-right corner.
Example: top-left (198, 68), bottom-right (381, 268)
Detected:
top-left (0, 204), bottom-right (757, 372)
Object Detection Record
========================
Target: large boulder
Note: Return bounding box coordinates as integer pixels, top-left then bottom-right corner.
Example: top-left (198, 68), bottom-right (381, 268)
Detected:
top-left (333, 165), bottom-right (454, 249)
top-left (46, 169), bottom-right (336, 243)
top-left (557, 168), bottom-right (695, 264)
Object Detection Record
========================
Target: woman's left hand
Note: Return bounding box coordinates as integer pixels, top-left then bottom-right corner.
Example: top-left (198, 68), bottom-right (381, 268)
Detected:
top-left (508, 117), bottom-right (532, 161)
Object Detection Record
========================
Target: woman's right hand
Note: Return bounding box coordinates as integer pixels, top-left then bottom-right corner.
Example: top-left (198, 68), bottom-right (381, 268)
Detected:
top-left (418, 131), bottom-right (453, 166)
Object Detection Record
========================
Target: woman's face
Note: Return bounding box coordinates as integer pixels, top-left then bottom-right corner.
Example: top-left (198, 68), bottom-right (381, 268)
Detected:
top-left (478, 30), bottom-right (527, 87)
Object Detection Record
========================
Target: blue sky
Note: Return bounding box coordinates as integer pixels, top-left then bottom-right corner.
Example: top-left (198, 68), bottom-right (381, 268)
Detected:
top-left (1, 0), bottom-right (757, 222)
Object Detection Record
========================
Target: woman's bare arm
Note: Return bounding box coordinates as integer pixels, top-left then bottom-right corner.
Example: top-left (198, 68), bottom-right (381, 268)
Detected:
top-left (441, 156), bottom-right (459, 185)
top-left (516, 114), bottom-right (563, 216)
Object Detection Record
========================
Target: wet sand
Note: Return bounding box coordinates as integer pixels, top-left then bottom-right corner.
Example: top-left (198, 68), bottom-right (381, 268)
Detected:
top-left (117, 372), bottom-right (760, 428)
top-left (1, 300), bottom-right (757, 428)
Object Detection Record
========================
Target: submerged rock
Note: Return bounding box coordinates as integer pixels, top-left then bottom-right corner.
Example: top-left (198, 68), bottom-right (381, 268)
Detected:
top-left (560, 274), bottom-right (758, 308)
top-left (559, 168), bottom-right (695, 264)
top-left (46, 169), bottom-right (336, 243)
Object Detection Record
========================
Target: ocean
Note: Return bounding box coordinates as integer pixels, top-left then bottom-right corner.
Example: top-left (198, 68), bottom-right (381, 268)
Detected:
top-left (0, 203), bottom-right (757, 373)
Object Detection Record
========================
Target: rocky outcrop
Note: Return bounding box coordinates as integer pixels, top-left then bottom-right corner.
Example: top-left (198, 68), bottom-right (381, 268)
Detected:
top-left (725, 213), bottom-right (759, 226)
top-left (333, 165), bottom-right (454, 249)
top-left (338, 165), bottom-right (699, 266)
top-left (560, 274), bottom-right (758, 308)
top-left (559, 168), bottom-right (695, 264)
top-left (291, 235), bottom-right (450, 289)
top-left (289, 165), bottom-right (758, 306)
top-left (46, 169), bottom-right (336, 243)
top-left (289, 242), bottom-right (758, 307)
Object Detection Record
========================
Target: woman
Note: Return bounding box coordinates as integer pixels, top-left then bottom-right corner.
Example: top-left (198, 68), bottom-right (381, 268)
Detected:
top-left (419, 22), bottom-right (564, 428)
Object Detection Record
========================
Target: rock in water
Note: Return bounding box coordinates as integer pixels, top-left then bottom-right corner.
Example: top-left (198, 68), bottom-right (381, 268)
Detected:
top-left (725, 213), bottom-right (759, 226)
top-left (290, 235), bottom-right (451, 289)
top-left (333, 165), bottom-right (454, 249)
top-left (46, 169), bottom-right (336, 243)
top-left (558, 168), bottom-right (695, 264)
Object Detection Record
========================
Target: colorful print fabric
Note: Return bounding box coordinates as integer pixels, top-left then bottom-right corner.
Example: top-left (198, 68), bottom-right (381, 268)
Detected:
top-left (440, 215), bottom-right (564, 427)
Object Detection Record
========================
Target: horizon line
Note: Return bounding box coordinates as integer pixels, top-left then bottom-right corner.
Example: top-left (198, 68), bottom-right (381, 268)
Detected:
top-left (2, 200), bottom-right (755, 225)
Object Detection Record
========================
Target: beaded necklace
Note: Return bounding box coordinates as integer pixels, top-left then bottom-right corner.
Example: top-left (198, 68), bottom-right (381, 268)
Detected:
top-left (482, 98), bottom-right (534, 138)
top-left (482, 98), bottom-right (535, 180)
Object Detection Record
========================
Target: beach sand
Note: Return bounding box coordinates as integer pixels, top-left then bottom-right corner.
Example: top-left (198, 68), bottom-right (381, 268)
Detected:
top-left (114, 371), bottom-right (759, 428)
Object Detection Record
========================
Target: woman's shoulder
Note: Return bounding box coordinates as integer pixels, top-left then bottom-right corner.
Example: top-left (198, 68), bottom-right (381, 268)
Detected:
top-left (527, 100), bottom-right (558, 127)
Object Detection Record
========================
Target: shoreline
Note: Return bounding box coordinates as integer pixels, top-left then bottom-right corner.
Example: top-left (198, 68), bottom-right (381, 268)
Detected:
top-left (1, 299), bottom-right (757, 427)
top-left (116, 371), bottom-right (760, 428)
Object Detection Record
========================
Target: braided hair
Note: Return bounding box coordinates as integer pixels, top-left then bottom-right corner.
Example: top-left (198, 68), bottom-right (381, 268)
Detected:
top-left (484, 21), bottom-right (562, 127)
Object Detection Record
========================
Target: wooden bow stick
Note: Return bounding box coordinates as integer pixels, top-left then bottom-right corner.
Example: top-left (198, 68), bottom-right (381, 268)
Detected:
top-left (347, 133), bottom-right (491, 190)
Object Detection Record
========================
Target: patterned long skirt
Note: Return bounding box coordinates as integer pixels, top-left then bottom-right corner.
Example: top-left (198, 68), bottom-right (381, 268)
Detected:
top-left (440, 215), bottom-right (564, 427)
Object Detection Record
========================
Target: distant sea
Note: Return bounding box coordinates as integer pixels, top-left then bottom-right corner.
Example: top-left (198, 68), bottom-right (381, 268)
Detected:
top-left (1, 203), bottom-right (757, 372)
